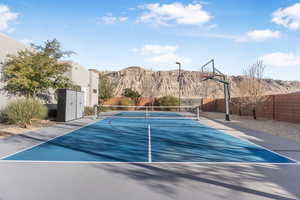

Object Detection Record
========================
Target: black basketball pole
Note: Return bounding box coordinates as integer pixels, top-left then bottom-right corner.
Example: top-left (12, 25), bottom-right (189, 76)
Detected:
top-left (224, 83), bottom-right (230, 121)
top-left (176, 62), bottom-right (182, 111)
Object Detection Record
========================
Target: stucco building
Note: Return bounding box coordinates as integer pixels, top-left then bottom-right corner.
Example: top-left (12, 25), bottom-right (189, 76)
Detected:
top-left (0, 33), bottom-right (98, 109)
top-left (64, 61), bottom-right (99, 107)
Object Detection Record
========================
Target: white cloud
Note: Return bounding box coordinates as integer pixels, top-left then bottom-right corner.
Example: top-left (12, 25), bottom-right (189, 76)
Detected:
top-left (119, 17), bottom-right (128, 22)
top-left (0, 5), bottom-right (18, 31)
top-left (272, 3), bottom-right (300, 30)
top-left (100, 14), bottom-right (128, 24)
top-left (132, 44), bottom-right (178, 55)
top-left (133, 44), bottom-right (191, 65)
top-left (261, 52), bottom-right (300, 67)
top-left (237, 29), bottom-right (281, 42)
top-left (207, 23), bottom-right (217, 30)
top-left (145, 53), bottom-right (191, 64)
top-left (20, 38), bottom-right (33, 45)
top-left (247, 30), bottom-right (281, 41)
top-left (138, 2), bottom-right (212, 26)
top-left (101, 15), bottom-right (117, 24)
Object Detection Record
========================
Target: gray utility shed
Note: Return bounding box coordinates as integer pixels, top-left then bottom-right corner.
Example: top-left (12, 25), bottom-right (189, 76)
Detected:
top-left (57, 89), bottom-right (85, 122)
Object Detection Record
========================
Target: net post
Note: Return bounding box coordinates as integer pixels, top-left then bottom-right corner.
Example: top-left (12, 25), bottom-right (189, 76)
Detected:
top-left (197, 106), bottom-right (200, 121)
top-left (146, 106), bottom-right (149, 119)
top-left (93, 105), bottom-right (98, 120)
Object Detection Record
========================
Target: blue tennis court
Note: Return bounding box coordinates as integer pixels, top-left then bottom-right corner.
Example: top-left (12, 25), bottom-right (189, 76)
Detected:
top-left (3, 111), bottom-right (296, 163)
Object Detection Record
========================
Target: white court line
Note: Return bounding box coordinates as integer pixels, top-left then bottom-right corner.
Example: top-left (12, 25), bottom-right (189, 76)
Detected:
top-left (0, 160), bottom-right (299, 165)
top-left (0, 118), bottom-right (103, 160)
top-left (148, 124), bottom-right (152, 163)
top-left (198, 116), bottom-right (299, 163)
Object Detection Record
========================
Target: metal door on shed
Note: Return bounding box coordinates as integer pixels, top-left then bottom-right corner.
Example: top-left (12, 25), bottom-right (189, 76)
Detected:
top-left (65, 90), bottom-right (76, 121)
top-left (76, 92), bottom-right (84, 118)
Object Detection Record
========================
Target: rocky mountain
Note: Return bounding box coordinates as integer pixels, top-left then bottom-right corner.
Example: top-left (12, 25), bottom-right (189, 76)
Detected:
top-left (103, 66), bottom-right (300, 98)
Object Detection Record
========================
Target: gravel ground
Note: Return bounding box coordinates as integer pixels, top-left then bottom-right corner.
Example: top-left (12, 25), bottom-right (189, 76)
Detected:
top-left (0, 120), bottom-right (56, 139)
top-left (200, 112), bottom-right (300, 141)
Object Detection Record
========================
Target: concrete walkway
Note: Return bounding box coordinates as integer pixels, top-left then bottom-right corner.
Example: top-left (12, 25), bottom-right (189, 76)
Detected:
top-left (0, 117), bottom-right (299, 200)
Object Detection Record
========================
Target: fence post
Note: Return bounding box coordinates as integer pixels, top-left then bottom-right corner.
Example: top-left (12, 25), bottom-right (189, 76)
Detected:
top-left (272, 95), bottom-right (275, 120)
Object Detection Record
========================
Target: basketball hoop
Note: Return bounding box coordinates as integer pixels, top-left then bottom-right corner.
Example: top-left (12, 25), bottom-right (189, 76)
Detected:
top-left (200, 59), bottom-right (231, 121)
top-left (200, 73), bottom-right (213, 81)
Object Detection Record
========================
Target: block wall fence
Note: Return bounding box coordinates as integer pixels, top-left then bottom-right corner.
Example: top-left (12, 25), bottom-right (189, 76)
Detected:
top-left (201, 93), bottom-right (300, 123)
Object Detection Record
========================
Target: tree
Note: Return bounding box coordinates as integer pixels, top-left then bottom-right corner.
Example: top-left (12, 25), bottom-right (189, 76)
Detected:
top-left (157, 96), bottom-right (179, 111)
top-left (99, 72), bottom-right (115, 102)
top-left (122, 88), bottom-right (141, 105)
top-left (1, 39), bottom-right (73, 100)
top-left (239, 60), bottom-right (266, 119)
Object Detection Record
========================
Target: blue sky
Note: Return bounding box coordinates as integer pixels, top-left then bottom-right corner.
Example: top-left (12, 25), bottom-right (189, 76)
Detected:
top-left (1, 0), bottom-right (300, 80)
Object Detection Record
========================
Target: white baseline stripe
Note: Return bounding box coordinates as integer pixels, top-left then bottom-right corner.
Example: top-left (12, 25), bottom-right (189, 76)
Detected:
top-left (0, 160), bottom-right (299, 165)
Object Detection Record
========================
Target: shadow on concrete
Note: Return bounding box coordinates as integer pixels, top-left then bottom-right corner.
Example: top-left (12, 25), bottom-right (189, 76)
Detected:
top-left (94, 163), bottom-right (299, 200)
top-left (201, 115), bottom-right (300, 152)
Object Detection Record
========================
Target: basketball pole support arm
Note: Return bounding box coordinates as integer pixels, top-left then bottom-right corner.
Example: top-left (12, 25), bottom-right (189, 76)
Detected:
top-left (204, 76), bottom-right (230, 121)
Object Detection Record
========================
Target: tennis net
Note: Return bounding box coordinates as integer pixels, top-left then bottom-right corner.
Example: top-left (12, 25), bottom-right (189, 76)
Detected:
top-left (98, 105), bottom-right (200, 120)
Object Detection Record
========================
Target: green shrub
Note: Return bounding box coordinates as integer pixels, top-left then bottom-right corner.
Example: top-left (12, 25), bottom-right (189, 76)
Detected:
top-left (157, 96), bottom-right (179, 111)
top-left (0, 109), bottom-right (8, 122)
top-left (4, 98), bottom-right (48, 128)
top-left (84, 106), bottom-right (95, 116)
top-left (119, 98), bottom-right (135, 110)
top-left (98, 106), bottom-right (109, 112)
top-left (122, 88), bottom-right (141, 105)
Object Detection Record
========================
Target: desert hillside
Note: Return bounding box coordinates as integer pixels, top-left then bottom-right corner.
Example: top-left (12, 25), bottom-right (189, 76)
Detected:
top-left (103, 67), bottom-right (300, 98)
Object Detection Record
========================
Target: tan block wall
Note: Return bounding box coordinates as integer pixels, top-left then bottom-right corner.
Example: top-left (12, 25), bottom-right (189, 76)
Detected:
top-left (201, 93), bottom-right (300, 123)
top-left (103, 97), bottom-right (154, 106)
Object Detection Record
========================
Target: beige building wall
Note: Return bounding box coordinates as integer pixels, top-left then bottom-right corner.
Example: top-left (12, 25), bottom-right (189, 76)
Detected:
top-left (88, 69), bottom-right (99, 106)
top-left (65, 61), bottom-right (99, 107)
top-left (0, 33), bottom-right (29, 109)
top-left (0, 34), bottom-right (99, 108)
